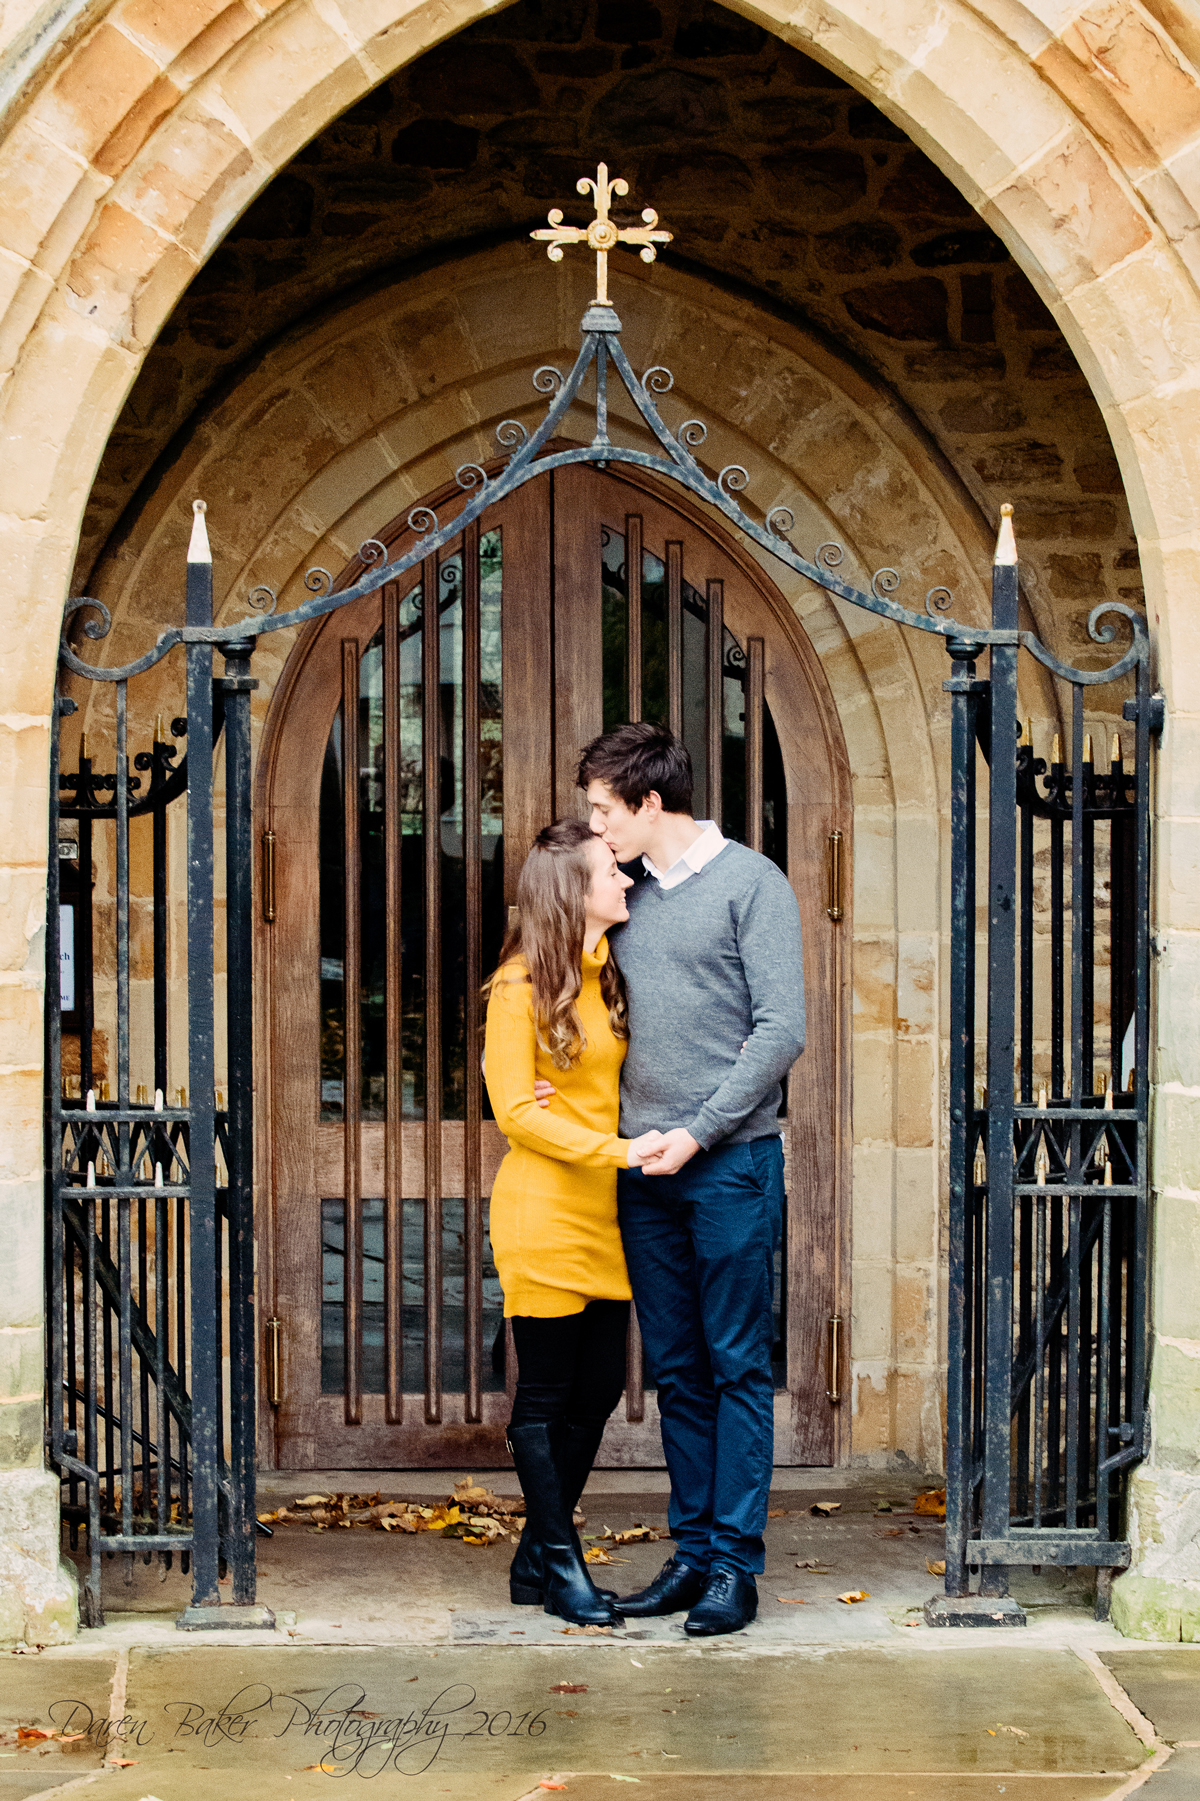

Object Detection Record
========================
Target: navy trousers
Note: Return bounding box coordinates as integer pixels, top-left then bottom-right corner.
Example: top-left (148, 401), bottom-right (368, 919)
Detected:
top-left (617, 1136), bottom-right (784, 1577)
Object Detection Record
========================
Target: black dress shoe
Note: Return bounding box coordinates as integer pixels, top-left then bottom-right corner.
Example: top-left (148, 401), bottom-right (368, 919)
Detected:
top-left (618, 1555), bottom-right (708, 1618)
top-left (684, 1566), bottom-right (758, 1637)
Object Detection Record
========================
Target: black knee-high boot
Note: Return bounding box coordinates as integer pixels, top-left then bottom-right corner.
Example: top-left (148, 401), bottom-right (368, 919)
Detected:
top-left (509, 1421), bottom-right (615, 1606)
top-left (506, 1423), bottom-right (622, 1626)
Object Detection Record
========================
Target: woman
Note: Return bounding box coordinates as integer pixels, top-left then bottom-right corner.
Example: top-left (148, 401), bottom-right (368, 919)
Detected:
top-left (484, 819), bottom-right (664, 1627)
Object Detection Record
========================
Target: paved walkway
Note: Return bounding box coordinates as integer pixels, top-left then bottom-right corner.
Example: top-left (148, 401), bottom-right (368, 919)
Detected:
top-left (3, 1471), bottom-right (1194, 1798)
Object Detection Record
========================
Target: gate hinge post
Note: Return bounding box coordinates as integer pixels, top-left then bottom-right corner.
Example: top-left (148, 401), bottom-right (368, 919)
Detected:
top-left (1123, 693), bottom-right (1165, 735)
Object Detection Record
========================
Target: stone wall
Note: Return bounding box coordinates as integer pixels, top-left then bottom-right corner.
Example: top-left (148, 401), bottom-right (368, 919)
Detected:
top-left (79, 0), bottom-right (1140, 692)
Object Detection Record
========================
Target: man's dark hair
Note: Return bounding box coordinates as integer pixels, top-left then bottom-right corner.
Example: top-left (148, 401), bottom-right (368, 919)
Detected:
top-left (576, 722), bottom-right (694, 815)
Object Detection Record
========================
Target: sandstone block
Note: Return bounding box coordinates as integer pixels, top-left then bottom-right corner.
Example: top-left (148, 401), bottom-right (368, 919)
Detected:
top-left (0, 1469), bottom-right (76, 1647)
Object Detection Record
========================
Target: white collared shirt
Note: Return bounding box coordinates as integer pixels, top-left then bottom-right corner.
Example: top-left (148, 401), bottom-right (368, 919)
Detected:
top-left (642, 820), bottom-right (728, 890)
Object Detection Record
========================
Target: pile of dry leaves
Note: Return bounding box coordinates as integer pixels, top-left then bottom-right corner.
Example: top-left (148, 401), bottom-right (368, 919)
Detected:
top-left (257, 1477), bottom-right (532, 1545)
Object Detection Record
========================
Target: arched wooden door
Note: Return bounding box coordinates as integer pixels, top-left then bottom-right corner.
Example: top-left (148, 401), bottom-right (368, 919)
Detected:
top-left (258, 463), bottom-right (850, 1469)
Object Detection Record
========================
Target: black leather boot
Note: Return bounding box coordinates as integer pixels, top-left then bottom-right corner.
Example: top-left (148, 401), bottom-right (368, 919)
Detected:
top-left (509, 1421), bottom-right (615, 1606)
top-left (506, 1424), bottom-right (622, 1627)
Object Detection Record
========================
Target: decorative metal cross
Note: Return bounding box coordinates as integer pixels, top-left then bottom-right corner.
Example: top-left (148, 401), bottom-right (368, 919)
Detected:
top-left (531, 162), bottom-right (672, 306)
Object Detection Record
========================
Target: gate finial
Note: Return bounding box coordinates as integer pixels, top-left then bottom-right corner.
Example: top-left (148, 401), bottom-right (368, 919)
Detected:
top-left (994, 501), bottom-right (1018, 566)
top-left (188, 497), bottom-right (211, 564)
top-left (531, 163), bottom-right (672, 306)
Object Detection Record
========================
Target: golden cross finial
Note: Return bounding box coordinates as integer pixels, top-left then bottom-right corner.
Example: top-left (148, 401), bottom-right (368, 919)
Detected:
top-left (531, 163), bottom-right (672, 305)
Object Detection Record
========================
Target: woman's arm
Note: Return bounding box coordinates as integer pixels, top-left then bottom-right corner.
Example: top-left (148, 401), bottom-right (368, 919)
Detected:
top-left (484, 973), bottom-right (630, 1168)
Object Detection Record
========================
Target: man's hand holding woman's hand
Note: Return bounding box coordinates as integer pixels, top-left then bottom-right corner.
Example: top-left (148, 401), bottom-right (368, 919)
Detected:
top-left (637, 1127), bottom-right (700, 1175)
top-left (627, 1130), bottom-right (668, 1168)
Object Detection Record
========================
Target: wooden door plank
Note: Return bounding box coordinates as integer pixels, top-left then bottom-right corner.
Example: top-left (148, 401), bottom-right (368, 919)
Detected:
top-left (552, 465), bottom-right (605, 817)
top-left (498, 480), bottom-right (554, 902)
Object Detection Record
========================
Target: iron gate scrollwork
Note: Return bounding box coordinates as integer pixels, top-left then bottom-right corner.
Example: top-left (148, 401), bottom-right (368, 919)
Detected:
top-left (47, 165), bottom-right (1157, 1624)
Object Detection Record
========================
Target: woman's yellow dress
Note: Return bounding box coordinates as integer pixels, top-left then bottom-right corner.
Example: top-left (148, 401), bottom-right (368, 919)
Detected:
top-left (484, 938), bottom-right (633, 1318)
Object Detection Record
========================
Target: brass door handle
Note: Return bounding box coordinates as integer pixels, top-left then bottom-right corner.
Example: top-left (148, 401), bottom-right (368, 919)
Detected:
top-left (267, 1316), bottom-right (282, 1406)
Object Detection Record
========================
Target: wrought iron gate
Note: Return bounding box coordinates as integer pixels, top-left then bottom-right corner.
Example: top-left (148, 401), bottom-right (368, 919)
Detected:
top-left (48, 523), bottom-right (266, 1628)
top-left (935, 515), bottom-right (1158, 1624)
top-left (47, 163), bottom-right (1156, 1624)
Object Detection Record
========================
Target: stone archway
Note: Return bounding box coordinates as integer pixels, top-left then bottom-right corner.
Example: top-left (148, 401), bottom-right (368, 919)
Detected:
top-left (4, 0), bottom-right (1200, 1641)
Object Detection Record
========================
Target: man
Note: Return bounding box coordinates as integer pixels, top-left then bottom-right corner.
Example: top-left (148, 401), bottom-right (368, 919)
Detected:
top-left (562, 721), bottom-right (804, 1636)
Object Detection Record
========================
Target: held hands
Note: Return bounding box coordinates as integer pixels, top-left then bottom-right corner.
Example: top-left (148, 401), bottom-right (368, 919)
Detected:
top-left (626, 1130), bottom-right (669, 1169)
top-left (638, 1127), bottom-right (701, 1175)
top-left (533, 1080), bottom-right (699, 1175)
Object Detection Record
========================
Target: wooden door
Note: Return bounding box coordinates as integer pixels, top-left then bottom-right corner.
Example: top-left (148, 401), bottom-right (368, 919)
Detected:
top-left (260, 462), bottom-right (850, 1469)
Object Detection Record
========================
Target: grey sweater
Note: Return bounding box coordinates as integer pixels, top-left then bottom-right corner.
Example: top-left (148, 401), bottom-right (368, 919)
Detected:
top-left (610, 841), bottom-right (805, 1150)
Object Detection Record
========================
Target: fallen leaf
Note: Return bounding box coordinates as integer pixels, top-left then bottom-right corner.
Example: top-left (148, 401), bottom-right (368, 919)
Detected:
top-left (609, 1779), bottom-right (641, 1784)
top-left (913, 1488), bottom-right (947, 1518)
top-left (108, 1758), bottom-right (138, 1767)
top-left (539, 1785), bottom-right (568, 1792)
top-left (811, 1501), bottom-right (841, 1516)
top-left (875, 1528), bottom-right (904, 1538)
top-left (776, 1596), bottom-right (809, 1604)
top-left (559, 1624), bottom-right (614, 1635)
top-left (293, 1494), bottom-right (332, 1507)
top-left (876, 1503), bottom-right (893, 1513)
top-left (17, 1729), bottom-right (56, 1743)
top-left (767, 1508), bottom-right (788, 1518)
top-left (795, 1559), bottom-right (832, 1572)
top-left (992, 1724), bottom-right (1028, 1738)
top-left (630, 1659), bottom-right (643, 1667)
top-left (927, 1559), bottom-right (946, 1576)
top-left (304, 1764), bottom-right (338, 1772)
top-left (550, 1683), bottom-right (587, 1695)
top-left (584, 1548), bottom-right (615, 1564)
top-left (836, 1590), bottom-right (870, 1604)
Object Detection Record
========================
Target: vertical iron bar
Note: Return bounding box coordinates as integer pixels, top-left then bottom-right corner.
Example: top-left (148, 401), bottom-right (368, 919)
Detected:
top-left (184, 504), bottom-right (220, 1610)
top-left (626, 515), bottom-right (643, 724)
top-left (667, 541), bottom-right (683, 740)
top-left (78, 759), bottom-right (94, 1100)
top-left (423, 556), bottom-right (444, 1423)
top-left (1050, 795), bottom-right (1065, 1099)
top-left (745, 638), bottom-right (764, 855)
top-left (85, 1193), bottom-right (101, 1623)
top-left (1032, 1196), bottom-right (1046, 1527)
top-left (982, 521), bottom-right (1019, 1597)
top-left (153, 732), bottom-right (168, 1097)
top-left (156, 1189), bottom-right (169, 1542)
top-left (383, 584), bottom-right (404, 1425)
top-left (1131, 659), bottom-right (1152, 1456)
top-left (1082, 764), bottom-right (1096, 1097)
top-left (222, 638), bottom-right (258, 1600)
top-left (47, 697), bottom-right (66, 1518)
top-left (1096, 1196), bottom-right (1112, 1536)
top-left (341, 639), bottom-right (363, 1427)
top-left (943, 640), bottom-right (981, 1596)
top-left (1065, 683), bottom-right (1085, 1533)
top-left (463, 525), bottom-right (484, 1424)
top-left (1065, 1194), bottom-right (1081, 1528)
top-left (706, 580), bottom-right (724, 824)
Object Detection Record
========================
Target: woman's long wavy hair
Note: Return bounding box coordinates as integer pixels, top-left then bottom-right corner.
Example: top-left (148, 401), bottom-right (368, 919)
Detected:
top-left (484, 819), bottom-right (628, 1069)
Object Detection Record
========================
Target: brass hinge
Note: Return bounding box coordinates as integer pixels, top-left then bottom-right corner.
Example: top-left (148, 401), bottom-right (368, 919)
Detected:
top-left (826, 1314), bottom-right (843, 1405)
top-left (262, 829), bottom-right (276, 924)
top-left (827, 829), bottom-right (844, 922)
top-left (267, 1315), bottom-right (282, 1406)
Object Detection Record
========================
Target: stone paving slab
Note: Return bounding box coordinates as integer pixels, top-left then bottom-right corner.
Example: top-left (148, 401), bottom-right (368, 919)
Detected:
top-left (1138, 1745), bottom-right (1200, 1796)
top-left (2, 1641), bottom-right (1148, 1801)
top-left (1100, 1646), bottom-right (1200, 1742)
top-left (539, 1778), bottom-right (1130, 1800)
top-left (0, 1655), bottom-right (112, 1789)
